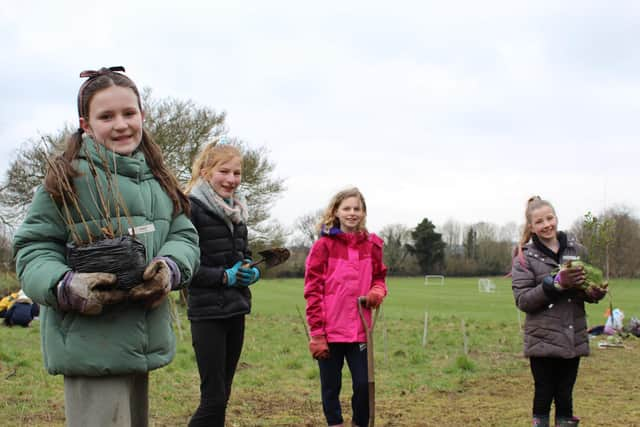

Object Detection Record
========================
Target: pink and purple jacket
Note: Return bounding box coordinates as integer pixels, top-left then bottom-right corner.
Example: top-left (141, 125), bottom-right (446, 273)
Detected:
top-left (304, 229), bottom-right (388, 343)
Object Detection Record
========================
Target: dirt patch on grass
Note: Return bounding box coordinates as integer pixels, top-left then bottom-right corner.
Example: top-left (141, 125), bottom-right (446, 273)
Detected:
top-left (224, 340), bottom-right (640, 426)
top-left (5, 343), bottom-right (639, 427)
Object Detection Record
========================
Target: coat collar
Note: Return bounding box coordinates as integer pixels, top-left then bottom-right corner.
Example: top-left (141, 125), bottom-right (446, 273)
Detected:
top-left (532, 231), bottom-right (568, 263)
top-left (77, 136), bottom-right (153, 181)
top-left (321, 226), bottom-right (369, 244)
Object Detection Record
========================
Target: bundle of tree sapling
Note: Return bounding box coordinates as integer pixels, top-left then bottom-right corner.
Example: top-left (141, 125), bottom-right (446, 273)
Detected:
top-left (66, 236), bottom-right (146, 290)
top-left (47, 142), bottom-right (147, 290)
top-left (562, 259), bottom-right (608, 294)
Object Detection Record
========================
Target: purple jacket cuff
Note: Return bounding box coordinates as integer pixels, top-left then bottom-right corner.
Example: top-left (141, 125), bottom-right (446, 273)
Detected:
top-left (56, 271), bottom-right (74, 311)
top-left (154, 256), bottom-right (181, 289)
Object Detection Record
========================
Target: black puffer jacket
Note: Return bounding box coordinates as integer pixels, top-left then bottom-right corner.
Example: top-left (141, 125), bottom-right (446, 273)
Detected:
top-left (512, 232), bottom-right (592, 358)
top-left (187, 196), bottom-right (251, 320)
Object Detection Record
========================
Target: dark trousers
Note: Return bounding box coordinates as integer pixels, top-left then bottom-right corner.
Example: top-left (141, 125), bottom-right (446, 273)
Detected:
top-left (189, 315), bottom-right (245, 427)
top-left (318, 342), bottom-right (369, 426)
top-left (530, 356), bottom-right (580, 419)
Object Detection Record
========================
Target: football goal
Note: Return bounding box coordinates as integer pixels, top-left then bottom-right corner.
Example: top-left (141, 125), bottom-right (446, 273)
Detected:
top-left (478, 278), bottom-right (496, 293)
top-left (424, 275), bottom-right (445, 286)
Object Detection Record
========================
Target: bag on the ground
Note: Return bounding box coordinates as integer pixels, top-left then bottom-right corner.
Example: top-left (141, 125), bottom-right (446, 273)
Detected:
top-left (2, 290), bottom-right (39, 327)
top-left (0, 291), bottom-right (20, 317)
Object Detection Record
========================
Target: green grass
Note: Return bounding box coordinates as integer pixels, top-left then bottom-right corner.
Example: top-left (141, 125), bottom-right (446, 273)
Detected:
top-left (0, 271), bottom-right (20, 295)
top-left (1, 276), bottom-right (639, 426)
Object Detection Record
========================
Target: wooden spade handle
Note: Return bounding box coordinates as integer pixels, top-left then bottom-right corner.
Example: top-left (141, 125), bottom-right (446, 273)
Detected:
top-left (358, 296), bottom-right (378, 333)
top-left (357, 296), bottom-right (378, 427)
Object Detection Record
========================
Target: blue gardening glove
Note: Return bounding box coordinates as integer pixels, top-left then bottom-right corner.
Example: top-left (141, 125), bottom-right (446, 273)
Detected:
top-left (237, 261), bottom-right (260, 287)
top-left (224, 261), bottom-right (244, 287)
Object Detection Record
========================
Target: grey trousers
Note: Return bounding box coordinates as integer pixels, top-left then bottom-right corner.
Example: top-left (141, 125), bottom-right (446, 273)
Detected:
top-left (64, 373), bottom-right (149, 427)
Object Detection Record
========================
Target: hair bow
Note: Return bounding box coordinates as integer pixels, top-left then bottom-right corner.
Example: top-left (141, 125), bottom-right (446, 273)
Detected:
top-left (79, 66), bottom-right (126, 79)
top-left (77, 66), bottom-right (127, 119)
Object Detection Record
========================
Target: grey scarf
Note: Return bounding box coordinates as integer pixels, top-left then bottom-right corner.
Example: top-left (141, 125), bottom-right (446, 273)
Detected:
top-left (190, 179), bottom-right (248, 232)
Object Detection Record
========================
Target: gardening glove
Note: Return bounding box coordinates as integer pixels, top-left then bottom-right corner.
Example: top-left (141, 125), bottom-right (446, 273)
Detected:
top-left (554, 265), bottom-right (585, 290)
top-left (56, 271), bottom-right (126, 315)
top-left (224, 261), bottom-right (244, 287)
top-left (129, 257), bottom-right (180, 309)
top-left (584, 284), bottom-right (608, 302)
top-left (365, 286), bottom-right (385, 309)
top-left (237, 259), bottom-right (261, 287)
top-left (309, 335), bottom-right (330, 360)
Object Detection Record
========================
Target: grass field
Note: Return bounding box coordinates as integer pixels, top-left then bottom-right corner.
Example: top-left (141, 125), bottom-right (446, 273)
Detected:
top-left (1, 276), bottom-right (639, 426)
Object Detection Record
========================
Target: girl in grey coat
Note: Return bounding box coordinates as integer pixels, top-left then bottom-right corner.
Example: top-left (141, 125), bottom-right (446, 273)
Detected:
top-left (511, 197), bottom-right (606, 427)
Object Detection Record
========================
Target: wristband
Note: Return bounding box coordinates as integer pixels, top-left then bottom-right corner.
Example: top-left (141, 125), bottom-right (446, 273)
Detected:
top-left (56, 272), bottom-right (74, 312)
top-left (553, 274), bottom-right (564, 290)
top-left (153, 256), bottom-right (181, 289)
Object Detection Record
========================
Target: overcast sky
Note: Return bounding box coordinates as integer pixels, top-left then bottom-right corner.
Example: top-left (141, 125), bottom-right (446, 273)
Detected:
top-left (2, 1), bottom-right (639, 237)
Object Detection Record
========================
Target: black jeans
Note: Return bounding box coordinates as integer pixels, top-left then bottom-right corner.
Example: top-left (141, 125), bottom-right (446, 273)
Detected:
top-left (318, 342), bottom-right (369, 426)
top-left (189, 315), bottom-right (245, 427)
top-left (530, 356), bottom-right (580, 419)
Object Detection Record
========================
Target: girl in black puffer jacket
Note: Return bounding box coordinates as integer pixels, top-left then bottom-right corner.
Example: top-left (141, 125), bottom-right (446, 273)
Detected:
top-left (511, 196), bottom-right (606, 427)
top-left (185, 141), bottom-right (261, 427)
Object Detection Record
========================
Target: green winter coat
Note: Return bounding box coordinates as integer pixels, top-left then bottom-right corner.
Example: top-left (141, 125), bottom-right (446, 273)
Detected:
top-left (13, 137), bottom-right (200, 376)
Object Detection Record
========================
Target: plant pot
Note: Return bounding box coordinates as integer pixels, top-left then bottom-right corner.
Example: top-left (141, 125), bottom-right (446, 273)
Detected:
top-left (66, 235), bottom-right (147, 290)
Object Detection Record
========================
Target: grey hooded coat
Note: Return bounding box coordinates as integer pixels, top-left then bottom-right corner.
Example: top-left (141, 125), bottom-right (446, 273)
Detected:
top-left (511, 234), bottom-right (592, 359)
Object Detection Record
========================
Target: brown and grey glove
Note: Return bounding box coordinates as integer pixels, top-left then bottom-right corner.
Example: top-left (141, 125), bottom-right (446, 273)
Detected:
top-left (554, 265), bottom-right (586, 290)
top-left (129, 257), bottom-right (180, 309)
top-left (584, 284), bottom-right (608, 302)
top-left (56, 271), bottom-right (127, 315)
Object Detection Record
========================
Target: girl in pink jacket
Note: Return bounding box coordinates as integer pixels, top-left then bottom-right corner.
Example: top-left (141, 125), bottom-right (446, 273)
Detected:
top-left (304, 187), bottom-right (388, 427)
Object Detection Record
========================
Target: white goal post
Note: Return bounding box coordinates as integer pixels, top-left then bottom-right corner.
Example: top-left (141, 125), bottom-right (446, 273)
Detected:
top-left (424, 275), bottom-right (445, 286)
top-left (478, 278), bottom-right (496, 293)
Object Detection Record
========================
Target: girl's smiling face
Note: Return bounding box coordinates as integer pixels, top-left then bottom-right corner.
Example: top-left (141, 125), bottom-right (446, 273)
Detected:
top-left (335, 196), bottom-right (364, 232)
top-left (80, 85), bottom-right (144, 155)
top-left (205, 157), bottom-right (242, 198)
top-left (528, 205), bottom-right (558, 243)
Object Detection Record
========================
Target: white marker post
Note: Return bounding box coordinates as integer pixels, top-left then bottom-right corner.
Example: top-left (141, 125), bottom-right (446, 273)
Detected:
top-left (422, 311), bottom-right (429, 347)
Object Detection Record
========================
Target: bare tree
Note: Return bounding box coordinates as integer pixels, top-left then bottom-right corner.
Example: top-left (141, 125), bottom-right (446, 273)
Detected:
top-left (498, 221), bottom-right (519, 243)
top-left (572, 206), bottom-right (640, 278)
top-left (292, 209), bottom-right (323, 248)
top-left (238, 142), bottom-right (285, 230)
top-left (249, 219), bottom-right (288, 254)
top-left (1, 91), bottom-right (285, 238)
top-left (0, 224), bottom-right (13, 271)
top-left (440, 218), bottom-right (463, 250)
top-left (0, 130), bottom-right (70, 227)
top-left (379, 223), bottom-right (413, 275)
top-left (607, 208), bottom-right (640, 278)
top-left (473, 221), bottom-right (498, 242)
top-left (141, 88), bottom-right (226, 183)
top-left (461, 222), bottom-right (511, 275)
top-left (144, 88), bottom-right (285, 231)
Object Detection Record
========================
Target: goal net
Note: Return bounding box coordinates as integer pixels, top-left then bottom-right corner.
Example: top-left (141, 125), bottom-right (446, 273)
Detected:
top-left (478, 278), bottom-right (496, 293)
top-left (424, 275), bottom-right (445, 286)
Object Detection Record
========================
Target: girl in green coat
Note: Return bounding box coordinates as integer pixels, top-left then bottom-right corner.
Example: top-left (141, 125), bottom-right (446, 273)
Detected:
top-left (13, 67), bottom-right (200, 427)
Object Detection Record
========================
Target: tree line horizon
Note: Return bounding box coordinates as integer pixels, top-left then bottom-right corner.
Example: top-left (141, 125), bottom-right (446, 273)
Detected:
top-left (1, 90), bottom-right (639, 279)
